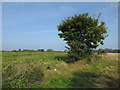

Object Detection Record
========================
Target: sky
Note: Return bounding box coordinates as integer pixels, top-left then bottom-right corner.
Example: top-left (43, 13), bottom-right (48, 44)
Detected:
top-left (2, 2), bottom-right (118, 51)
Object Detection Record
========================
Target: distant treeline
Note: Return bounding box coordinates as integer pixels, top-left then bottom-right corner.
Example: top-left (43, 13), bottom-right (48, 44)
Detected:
top-left (1, 49), bottom-right (64, 52)
top-left (1, 48), bottom-right (120, 53)
top-left (93, 48), bottom-right (120, 53)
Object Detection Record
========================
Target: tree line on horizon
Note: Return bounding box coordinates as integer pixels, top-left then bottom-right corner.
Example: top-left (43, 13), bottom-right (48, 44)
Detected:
top-left (1, 48), bottom-right (120, 53)
top-left (93, 48), bottom-right (120, 53)
top-left (2, 49), bottom-right (56, 52)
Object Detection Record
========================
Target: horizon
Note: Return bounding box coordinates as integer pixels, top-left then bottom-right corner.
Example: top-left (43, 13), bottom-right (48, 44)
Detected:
top-left (2, 48), bottom-right (120, 51)
top-left (2, 2), bottom-right (118, 51)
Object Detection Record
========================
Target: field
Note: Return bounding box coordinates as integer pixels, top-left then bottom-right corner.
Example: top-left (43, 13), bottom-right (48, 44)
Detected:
top-left (2, 52), bottom-right (119, 88)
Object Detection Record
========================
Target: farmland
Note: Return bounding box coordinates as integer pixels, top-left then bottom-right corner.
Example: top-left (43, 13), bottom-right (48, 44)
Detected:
top-left (2, 52), bottom-right (119, 88)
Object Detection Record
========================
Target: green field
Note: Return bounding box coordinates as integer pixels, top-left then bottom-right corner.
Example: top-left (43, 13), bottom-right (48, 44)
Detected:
top-left (2, 52), bottom-right (119, 88)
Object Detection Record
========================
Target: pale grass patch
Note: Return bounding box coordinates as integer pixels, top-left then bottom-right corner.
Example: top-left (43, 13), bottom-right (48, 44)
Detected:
top-left (101, 53), bottom-right (119, 61)
top-left (56, 62), bottom-right (68, 67)
top-left (69, 61), bottom-right (86, 70)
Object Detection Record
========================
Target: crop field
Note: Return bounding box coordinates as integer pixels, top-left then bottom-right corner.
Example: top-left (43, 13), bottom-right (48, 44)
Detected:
top-left (2, 52), bottom-right (119, 88)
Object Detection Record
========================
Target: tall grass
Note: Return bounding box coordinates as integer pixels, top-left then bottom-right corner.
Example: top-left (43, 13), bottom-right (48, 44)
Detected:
top-left (2, 52), bottom-right (119, 88)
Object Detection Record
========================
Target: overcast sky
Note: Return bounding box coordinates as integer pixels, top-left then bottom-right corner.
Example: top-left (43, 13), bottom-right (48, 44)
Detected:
top-left (2, 2), bottom-right (118, 51)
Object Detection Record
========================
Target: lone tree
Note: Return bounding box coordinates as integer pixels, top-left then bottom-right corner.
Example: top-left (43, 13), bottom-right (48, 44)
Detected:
top-left (57, 13), bottom-right (108, 62)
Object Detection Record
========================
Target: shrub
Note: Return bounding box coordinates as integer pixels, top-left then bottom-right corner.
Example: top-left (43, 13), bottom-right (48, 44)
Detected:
top-left (19, 49), bottom-right (21, 52)
top-left (38, 49), bottom-right (44, 52)
top-left (98, 49), bottom-right (106, 54)
top-left (46, 49), bottom-right (54, 52)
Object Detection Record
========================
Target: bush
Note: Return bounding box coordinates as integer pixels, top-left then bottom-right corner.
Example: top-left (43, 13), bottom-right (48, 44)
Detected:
top-left (46, 49), bottom-right (54, 52)
top-left (98, 49), bottom-right (106, 54)
top-left (38, 49), bottom-right (44, 52)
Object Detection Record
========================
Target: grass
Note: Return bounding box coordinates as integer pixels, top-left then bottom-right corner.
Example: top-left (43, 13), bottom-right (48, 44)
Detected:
top-left (2, 52), bottom-right (119, 88)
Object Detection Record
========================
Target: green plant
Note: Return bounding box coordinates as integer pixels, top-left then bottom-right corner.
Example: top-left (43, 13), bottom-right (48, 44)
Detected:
top-left (38, 49), bottom-right (44, 52)
top-left (98, 49), bottom-right (106, 54)
top-left (64, 49), bottom-right (68, 53)
top-left (46, 49), bottom-right (54, 52)
top-left (19, 49), bottom-right (21, 52)
top-left (11, 49), bottom-right (18, 52)
top-left (57, 13), bottom-right (108, 62)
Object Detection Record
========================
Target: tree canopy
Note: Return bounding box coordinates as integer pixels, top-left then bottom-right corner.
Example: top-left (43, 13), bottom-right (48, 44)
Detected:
top-left (57, 13), bottom-right (108, 62)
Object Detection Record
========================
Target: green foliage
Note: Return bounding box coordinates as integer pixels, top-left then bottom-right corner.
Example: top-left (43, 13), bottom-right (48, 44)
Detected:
top-left (57, 13), bottom-right (108, 61)
top-left (98, 49), bottom-right (106, 54)
top-left (104, 48), bottom-right (113, 53)
top-left (64, 49), bottom-right (68, 52)
top-left (23, 49), bottom-right (36, 52)
top-left (23, 49), bottom-right (30, 52)
top-left (11, 49), bottom-right (18, 52)
top-left (93, 49), bottom-right (120, 53)
top-left (46, 49), bottom-right (54, 52)
top-left (19, 49), bottom-right (21, 52)
top-left (2, 50), bottom-right (5, 52)
top-left (37, 49), bottom-right (44, 52)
